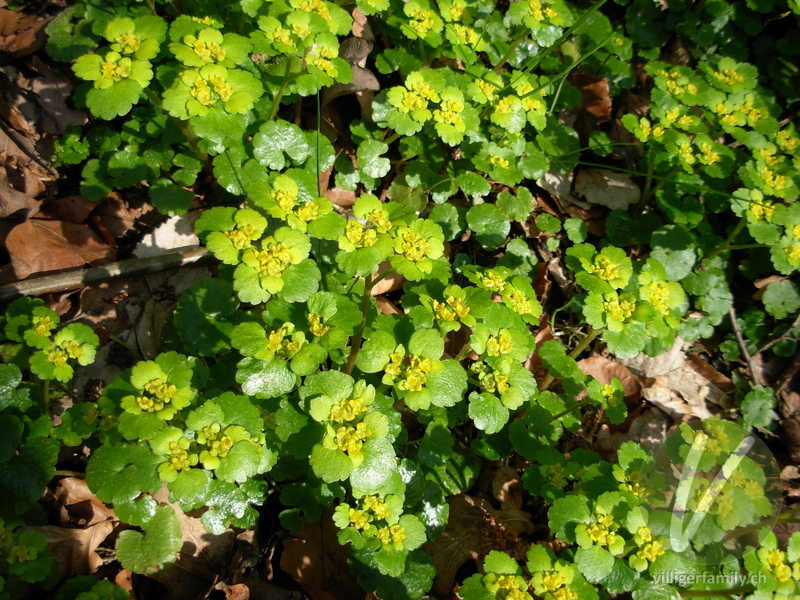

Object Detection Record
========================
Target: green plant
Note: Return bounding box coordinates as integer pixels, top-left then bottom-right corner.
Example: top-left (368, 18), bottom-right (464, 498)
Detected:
top-left (4, 0), bottom-right (800, 595)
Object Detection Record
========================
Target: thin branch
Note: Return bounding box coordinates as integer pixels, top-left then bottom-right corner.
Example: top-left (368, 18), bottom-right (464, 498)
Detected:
top-left (755, 312), bottom-right (800, 355)
top-left (0, 247), bottom-right (213, 302)
top-left (729, 306), bottom-right (766, 387)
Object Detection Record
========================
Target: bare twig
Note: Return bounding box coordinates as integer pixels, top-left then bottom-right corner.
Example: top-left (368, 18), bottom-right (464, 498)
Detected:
top-left (755, 313), bottom-right (800, 356)
top-left (0, 247), bottom-right (212, 302)
top-left (729, 306), bottom-right (766, 386)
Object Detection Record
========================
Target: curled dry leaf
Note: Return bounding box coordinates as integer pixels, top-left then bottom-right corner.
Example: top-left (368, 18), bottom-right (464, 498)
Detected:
top-left (7, 218), bottom-right (114, 279)
top-left (374, 295), bottom-right (401, 315)
top-left (491, 466), bottom-right (524, 510)
top-left (0, 164), bottom-right (38, 217)
top-left (423, 494), bottom-right (533, 596)
top-left (569, 71), bottom-right (612, 120)
top-left (325, 185), bottom-right (356, 208)
top-left (36, 520), bottom-right (115, 576)
top-left (55, 476), bottom-right (116, 528)
top-left (370, 262), bottom-right (404, 295)
top-left (351, 7), bottom-right (375, 41)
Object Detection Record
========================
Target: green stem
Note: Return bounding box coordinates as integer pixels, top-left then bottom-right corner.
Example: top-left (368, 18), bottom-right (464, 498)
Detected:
top-left (316, 90), bottom-right (322, 197)
top-left (703, 220), bottom-right (747, 261)
top-left (632, 151), bottom-right (655, 217)
top-left (568, 326), bottom-right (601, 360)
top-left (144, 89), bottom-right (211, 174)
top-left (268, 59), bottom-right (294, 121)
top-left (548, 397), bottom-right (591, 422)
top-left (492, 33), bottom-right (528, 74)
top-left (344, 270), bottom-right (393, 375)
top-left (725, 243), bottom-right (763, 251)
top-left (54, 470), bottom-right (85, 478)
top-left (43, 379), bottom-right (51, 417)
top-left (145, 0), bottom-right (158, 15)
top-left (539, 327), bottom-right (601, 391)
top-left (678, 586), bottom-right (754, 598)
top-left (383, 131), bottom-right (401, 145)
top-left (575, 161), bottom-right (731, 198)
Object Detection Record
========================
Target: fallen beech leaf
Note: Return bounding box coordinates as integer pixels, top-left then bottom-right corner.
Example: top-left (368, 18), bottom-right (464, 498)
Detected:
top-left (351, 7), bottom-right (375, 41)
top-left (491, 466), bottom-right (523, 510)
top-left (375, 295), bottom-right (401, 315)
top-left (423, 494), bottom-right (532, 596)
top-left (148, 492), bottom-right (237, 600)
top-left (574, 169), bottom-right (640, 210)
top-left (214, 582), bottom-right (250, 600)
top-left (7, 218), bottom-right (114, 279)
top-left (0, 165), bottom-right (38, 217)
top-left (578, 355), bottom-right (642, 398)
top-left (0, 8), bottom-right (49, 57)
top-left (24, 56), bottom-right (87, 135)
top-left (55, 477), bottom-right (116, 527)
top-left (37, 520), bottom-right (115, 576)
top-left (280, 514), bottom-right (362, 600)
top-left (570, 71), bottom-right (612, 119)
top-left (115, 569), bottom-right (134, 594)
top-left (325, 186), bottom-right (356, 207)
top-left (596, 406), bottom-right (669, 456)
top-left (371, 264), bottom-right (404, 295)
top-left (39, 196), bottom-right (97, 224)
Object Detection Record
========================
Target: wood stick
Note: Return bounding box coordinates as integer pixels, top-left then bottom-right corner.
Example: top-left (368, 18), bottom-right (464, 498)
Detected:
top-left (0, 246), bottom-right (212, 302)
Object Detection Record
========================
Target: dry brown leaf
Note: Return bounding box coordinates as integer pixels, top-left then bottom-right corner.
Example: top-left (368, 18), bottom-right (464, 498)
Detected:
top-left (596, 406), bottom-right (670, 456)
top-left (351, 7), bottom-right (375, 41)
top-left (423, 495), bottom-right (533, 596)
top-left (214, 582), bottom-right (251, 600)
top-left (0, 8), bottom-right (49, 57)
top-left (570, 71), bottom-right (612, 120)
top-left (371, 263), bottom-right (404, 295)
top-left (39, 196), bottom-right (97, 224)
top-left (0, 164), bottom-right (37, 216)
top-left (375, 295), bottom-right (401, 315)
top-left (114, 569), bottom-right (134, 594)
top-left (325, 186), bottom-right (356, 208)
top-left (93, 193), bottom-right (146, 240)
top-left (7, 218), bottom-right (114, 279)
top-left (23, 56), bottom-right (87, 135)
top-left (574, 169), bottom-right (640, 210)
top-left (491, 466), bottom-right (523, 510)
top-left (54, 477), bottom-right (116, 528)
top-left (37, 520), bottom-right (115, 577)
top-left (147, 491), bottom-right (237, 600)
top-left (280, 514), bottom-right (363, 600)
top-left (578, 355), bottom-right (642, 398)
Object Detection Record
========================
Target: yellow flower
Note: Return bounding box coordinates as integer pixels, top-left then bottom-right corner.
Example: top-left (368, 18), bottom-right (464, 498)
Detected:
top-left (400, 355), bottom-right (435, 392)
top-left (713, 68), bottom-right (744, 87)
top-left (398, 228), bottom-right (429, 262)
top-left (489, 155), bottom-right (510, 169)
top-left (348, 508), bottom-right (372, 530)
top-left (433, 98), bottom-right (464, 128)
top-left (225, 224), bottom-right (257, 249)
top-left (409, 8), bottom-right (436, 36)
top-left (345, 221), bottom-right (378, 248)
top-left (698, 142), bottom-right (720, 165)
top-left (636, 541), bottom-right (665, 563)
top-left (486, 332), bottom-right (512, 357)
top-left (308, 313), bottom-right (330, 337)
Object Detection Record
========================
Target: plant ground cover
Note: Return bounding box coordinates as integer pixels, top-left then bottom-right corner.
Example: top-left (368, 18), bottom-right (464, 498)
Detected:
top-left (1, 0), bottom-right (800, 598)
